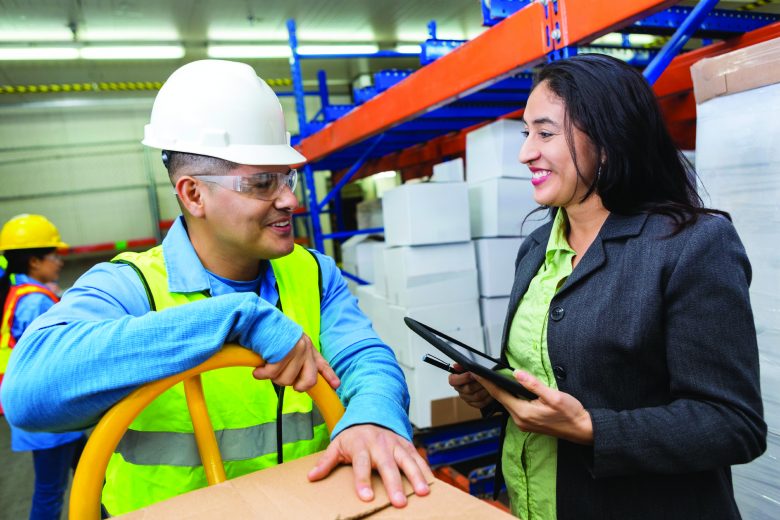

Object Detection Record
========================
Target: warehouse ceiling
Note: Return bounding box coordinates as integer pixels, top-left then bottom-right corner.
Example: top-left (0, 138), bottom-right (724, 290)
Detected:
top-left (0, 0), bottom-right (778, 108)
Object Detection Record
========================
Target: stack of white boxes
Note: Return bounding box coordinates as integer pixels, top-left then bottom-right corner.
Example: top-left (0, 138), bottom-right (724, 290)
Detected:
top-left (466, 119), bottom-right (545, 357)
top-left (355, 160), bottom-right (485, 428)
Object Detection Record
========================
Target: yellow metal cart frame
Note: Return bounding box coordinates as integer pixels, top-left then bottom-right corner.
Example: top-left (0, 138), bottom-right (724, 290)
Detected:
top-left (68, 344), bottom-right (345, 519)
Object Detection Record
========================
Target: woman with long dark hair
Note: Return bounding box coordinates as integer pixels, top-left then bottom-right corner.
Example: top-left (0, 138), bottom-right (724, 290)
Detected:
top-left (449, 54), bottom-right (765, 519)
top-left (0, 214), bottom-right (86, 520)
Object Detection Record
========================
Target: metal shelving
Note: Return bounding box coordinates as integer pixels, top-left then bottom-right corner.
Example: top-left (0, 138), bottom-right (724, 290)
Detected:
top-left (288, 0), bottom-right (780, 254)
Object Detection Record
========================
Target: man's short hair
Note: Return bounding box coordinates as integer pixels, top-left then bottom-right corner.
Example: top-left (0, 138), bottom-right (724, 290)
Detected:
top-left (165, 151), bottom-right (240, 182)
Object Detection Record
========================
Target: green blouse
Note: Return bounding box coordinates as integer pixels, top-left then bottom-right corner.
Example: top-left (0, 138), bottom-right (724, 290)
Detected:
top-left (503, 208), bottom-right (575, 519)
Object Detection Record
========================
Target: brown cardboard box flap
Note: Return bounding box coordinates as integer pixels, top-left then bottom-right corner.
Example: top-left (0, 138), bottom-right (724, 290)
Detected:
top-left (118, 452), bottom-right (512, 519)
top-left (691, 36), bottom-right (780, 104)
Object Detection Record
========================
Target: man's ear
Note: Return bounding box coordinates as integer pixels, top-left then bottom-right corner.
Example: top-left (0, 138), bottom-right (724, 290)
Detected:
top-left (175, 176), bottom-right (206, 218)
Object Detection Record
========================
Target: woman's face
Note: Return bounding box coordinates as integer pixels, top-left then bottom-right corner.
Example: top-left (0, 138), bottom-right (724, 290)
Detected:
top-left (29, 252), bottom-right (63, 284)
top-left (519, 81), bottom-right (600, 209)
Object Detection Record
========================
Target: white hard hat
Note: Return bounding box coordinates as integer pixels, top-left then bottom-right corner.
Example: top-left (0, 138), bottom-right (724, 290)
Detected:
top-left (142, 60), bottom-right (306, 165)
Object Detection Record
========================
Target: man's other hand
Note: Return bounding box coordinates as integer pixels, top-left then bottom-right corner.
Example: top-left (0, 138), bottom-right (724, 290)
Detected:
top-left (252, 333), bottom-right (340, 392)
top-left (307, 424), bottom-right (433, 507)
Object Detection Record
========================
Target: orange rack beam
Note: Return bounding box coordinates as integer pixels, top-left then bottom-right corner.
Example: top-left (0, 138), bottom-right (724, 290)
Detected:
top-left (297, 0), bottom-right (677, 165)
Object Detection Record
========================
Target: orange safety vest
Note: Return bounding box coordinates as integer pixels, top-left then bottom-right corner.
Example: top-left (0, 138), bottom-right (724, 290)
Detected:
top-left (1, 283), bottom-right (59, 362)
top-left (0, 282), bottom-right (58, 415)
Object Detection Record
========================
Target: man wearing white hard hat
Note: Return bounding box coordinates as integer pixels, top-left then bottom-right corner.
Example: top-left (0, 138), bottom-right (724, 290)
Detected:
top-left (2, 60), bottom-right (431, 515)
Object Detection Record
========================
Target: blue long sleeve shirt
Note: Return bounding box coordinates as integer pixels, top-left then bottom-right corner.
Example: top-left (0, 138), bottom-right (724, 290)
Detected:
top-left (2, 217), bottom-right (411, 441)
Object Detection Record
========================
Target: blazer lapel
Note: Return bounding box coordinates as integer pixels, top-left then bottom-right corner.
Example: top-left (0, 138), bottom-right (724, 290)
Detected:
top-left (557, 212), bottom-right (649, 297)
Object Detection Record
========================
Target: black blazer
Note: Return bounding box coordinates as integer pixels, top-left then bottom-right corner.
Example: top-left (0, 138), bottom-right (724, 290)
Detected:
top-left (497, 211), bottom-right (766, 519)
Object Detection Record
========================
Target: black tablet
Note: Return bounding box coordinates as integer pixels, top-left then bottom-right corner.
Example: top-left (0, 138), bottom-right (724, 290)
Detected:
top-left (404, 317), bottom-right (537, 400)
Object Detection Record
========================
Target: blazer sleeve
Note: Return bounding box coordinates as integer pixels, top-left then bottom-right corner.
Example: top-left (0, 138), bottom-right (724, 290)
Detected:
top-left (588, 216), bottom-right (767, 477)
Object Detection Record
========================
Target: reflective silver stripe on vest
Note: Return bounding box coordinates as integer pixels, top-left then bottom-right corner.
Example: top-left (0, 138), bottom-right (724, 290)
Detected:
top-left (115, 408), bottom-right (325, 467)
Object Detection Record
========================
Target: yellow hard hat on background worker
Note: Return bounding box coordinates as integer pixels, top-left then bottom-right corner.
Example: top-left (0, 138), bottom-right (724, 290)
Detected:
top-left (0, 214), bottom-right (68, 251)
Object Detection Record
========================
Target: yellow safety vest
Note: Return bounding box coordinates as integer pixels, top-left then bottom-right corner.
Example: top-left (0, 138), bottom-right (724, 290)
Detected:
top-left (102, 244), bottom-right (329, 515)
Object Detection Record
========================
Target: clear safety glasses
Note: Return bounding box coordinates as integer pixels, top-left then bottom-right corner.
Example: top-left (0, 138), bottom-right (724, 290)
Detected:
top-left (192, 169), bottom-right (297, 201)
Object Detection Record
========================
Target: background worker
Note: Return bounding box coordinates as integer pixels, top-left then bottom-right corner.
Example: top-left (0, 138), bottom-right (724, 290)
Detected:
top-left (449, 54), bottom-right (765, 519)
top-left (2, 60), bottom-right (431, 516)
top-left (0, 214), bottom-right (87, 520)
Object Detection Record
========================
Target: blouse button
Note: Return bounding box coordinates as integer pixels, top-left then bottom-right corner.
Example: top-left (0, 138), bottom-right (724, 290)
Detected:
top-left (550, 306), bottom-right (565, 321)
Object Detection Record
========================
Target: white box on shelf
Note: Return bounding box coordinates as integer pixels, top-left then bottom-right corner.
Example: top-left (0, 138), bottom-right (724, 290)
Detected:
top-left (401, 325), bottom-right (486, 428)
top-left (384, 242), bottom-right (479, 307)
top-left (469, 178), bottom-right (545, 237)
top-left (483, 323), bottom-right (505, 358)
top-left (372, 242), bottom-right (389, 298)
top-left (356, 198), bottom-right (384, 230)
top-left (384, 300), bottom-right (483, 367)
top-left (382, 182), bottom-right (470, 247)
top-left (480, 296), bottom-right (510, 327)
top-left (465, 119), bottom-right (529, 183)
top-left (432, 158), bottom-right (464, 182)
top-left (475, 238), bottom-right (523, 297)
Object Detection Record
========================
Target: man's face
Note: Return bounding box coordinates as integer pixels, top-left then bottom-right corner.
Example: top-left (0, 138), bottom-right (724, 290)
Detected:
top-left (198, 163), bottom-right (299, 261)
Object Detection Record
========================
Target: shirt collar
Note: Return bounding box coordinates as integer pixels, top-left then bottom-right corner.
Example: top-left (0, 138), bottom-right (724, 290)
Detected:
top-left (162, 216), bottom-right (213, 293)
top-left (545, 208), bottom-right (575, 258)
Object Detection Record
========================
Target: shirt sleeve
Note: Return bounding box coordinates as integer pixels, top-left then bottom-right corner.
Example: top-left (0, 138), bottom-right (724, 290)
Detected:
top-left (588, 217), bottom-right (766, 477)
top-left (1, 262), bottom-right (303, 432)
top-left (313, 251), bottom-right (412, 441)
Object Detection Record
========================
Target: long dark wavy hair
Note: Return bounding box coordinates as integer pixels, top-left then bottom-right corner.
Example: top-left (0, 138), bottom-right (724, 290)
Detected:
top-left (529, 53), bottom-right (728, 233)
top-left (0, 248), bottom-right (55, 308)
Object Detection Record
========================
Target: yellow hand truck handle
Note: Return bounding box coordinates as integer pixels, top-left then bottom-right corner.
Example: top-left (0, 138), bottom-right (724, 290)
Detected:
top-left (69, 344), bottom-right (345, 519)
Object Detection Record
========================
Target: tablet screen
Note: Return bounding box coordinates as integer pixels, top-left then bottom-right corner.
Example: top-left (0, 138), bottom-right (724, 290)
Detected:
top-left (441, 338), bottom-right (503, 371)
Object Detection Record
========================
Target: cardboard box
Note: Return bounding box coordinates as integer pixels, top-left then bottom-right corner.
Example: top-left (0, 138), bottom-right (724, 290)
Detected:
top-left (383, 242), bottom-right (479, 307)
top-left (430, 396), bottom-right (483, 427)
top-left (432, 157), bottom-right (465, 182)
top-left (382, 182), bottom-right (471, 247)
top-left (465, 119), bottom-right (529, 183)
top-left (691, 37), bottom-right (780, 105)
top-left (474, 238), bottom-right (523, 297)
top-left (118, 452), bottom-right (512, 519)
top-left (469, 178), bottom-right (545, 237)
top-left (383, 300), bottom-right (482, 366)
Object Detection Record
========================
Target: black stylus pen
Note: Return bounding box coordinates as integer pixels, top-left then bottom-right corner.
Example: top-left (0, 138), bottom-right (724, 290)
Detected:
top-left (422, 354), bottom-right (460, 374)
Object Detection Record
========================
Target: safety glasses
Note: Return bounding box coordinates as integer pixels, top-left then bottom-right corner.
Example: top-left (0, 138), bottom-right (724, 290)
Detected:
top-left (192, 169), bottom-right (297, 201)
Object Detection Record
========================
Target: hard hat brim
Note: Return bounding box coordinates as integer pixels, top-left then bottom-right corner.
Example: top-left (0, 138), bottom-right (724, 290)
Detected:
top-left (142, 139), bottom-right (308, 167)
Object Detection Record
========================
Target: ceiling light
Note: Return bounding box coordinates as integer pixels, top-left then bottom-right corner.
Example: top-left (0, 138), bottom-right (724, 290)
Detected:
top-left (79, 45), bottom-right (185, 60)
top-left (373, 171), bottom-right (397, 180)
top-left (0, 47), bottom-right (80, 60)
top-left (207, 45), bottom-right (292, 59)
top-left (297, 44), bottom-right (379, 55)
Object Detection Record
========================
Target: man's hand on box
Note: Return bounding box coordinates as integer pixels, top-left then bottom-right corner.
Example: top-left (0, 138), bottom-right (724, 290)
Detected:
top-left (307, 424), bottom-right (433, 507)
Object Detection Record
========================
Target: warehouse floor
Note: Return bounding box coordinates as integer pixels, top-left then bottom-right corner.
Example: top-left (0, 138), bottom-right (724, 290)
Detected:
top-left (0, 416), bottom-right (72, 520)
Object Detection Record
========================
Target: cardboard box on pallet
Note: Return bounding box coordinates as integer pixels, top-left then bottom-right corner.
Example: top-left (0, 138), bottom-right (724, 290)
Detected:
top-left (118, 452), bottom-right (513, 519)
